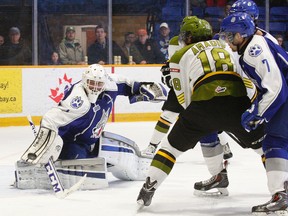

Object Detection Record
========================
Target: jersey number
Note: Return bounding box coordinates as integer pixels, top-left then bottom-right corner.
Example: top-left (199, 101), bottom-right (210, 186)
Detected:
top-left (262, 59), bottom-right (271, 72)
top-left (172, 48), bottom-right (234, 91)
top-left (198, 48), bottom-right (234, 73)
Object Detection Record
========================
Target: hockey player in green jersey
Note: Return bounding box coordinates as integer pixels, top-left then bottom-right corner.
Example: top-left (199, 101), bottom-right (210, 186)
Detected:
top-left (141, 16), bottom-right (234, 160)
top-left (136, 16), bottom-right (265, 211)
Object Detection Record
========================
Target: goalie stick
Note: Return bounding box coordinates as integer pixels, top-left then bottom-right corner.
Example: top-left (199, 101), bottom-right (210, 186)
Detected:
top-left (26, 115), bottom-right (86, 199)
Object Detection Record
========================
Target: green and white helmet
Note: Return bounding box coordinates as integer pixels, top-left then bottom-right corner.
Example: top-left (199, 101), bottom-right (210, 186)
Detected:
top-left (181, 16), bottom-right (198, 26)
top-left (179, 16), bottom-right (213, 46)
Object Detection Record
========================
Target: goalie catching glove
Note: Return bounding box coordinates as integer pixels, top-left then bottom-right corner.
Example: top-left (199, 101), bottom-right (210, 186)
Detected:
top-left (130, 82), bottom-right (167, 103)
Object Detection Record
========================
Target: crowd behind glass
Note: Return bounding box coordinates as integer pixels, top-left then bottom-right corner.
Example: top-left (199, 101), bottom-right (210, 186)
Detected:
top-left (0, 0), bottom-right (287, 66)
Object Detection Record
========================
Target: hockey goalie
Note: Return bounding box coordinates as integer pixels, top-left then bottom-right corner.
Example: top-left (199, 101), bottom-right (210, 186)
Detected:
top-left (14, 64), bottom-right (167, 191)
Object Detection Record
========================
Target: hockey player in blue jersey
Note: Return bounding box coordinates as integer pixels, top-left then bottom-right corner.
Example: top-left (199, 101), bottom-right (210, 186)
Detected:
top-left (220, 12), bottom-right (288, 215)
top-left (15, 64), bottom-right (167, 192)
top-left (17, 64), bottom-right (167, 188)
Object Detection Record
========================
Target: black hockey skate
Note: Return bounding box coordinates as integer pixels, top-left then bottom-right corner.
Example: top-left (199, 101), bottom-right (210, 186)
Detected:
top-left (194, 168), bottom-right (229, 196)
top-left (252, 191), bottom-right (288, 215)
top-left (137, 177), bottom-right (157, 208)
top-left (222, 143), bottom-right (233, 160)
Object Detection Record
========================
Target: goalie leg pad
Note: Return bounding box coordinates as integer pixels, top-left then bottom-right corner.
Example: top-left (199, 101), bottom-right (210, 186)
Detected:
top-left (55, 158), bottom-right (108, 190)
top-left (21, 126), bottom-right (63, 164)
top-left (14, 160), bottom-right (52, 189)
top-left (14, 158), bottom-right (108, 190)
top-left (99, 131), bottom-right (152, 180)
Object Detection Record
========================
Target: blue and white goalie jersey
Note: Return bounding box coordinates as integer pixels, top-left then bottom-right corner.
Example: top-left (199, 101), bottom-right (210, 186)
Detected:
top-left (40, 74), bottom-right (138, 159)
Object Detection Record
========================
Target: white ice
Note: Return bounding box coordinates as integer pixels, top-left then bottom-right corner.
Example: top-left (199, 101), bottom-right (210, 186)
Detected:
top-left (0, 122), bottom-right (270, 216)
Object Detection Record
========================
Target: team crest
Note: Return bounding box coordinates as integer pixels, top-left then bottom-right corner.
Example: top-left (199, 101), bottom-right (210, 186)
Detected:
top-left (70, 96), bottom-right (83, 109)
top-left (248, 44), bottom-right (262, 57)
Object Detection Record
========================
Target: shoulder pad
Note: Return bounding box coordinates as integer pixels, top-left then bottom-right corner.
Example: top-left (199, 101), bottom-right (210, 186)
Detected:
top-left (169, 36), bottom-right (179, 46)
top-left (170, 44), bottom-right (193, 64)
top-left (105, 74), bottom-right (118, 91)
top-left (61, 83), bottom-right (90, 112)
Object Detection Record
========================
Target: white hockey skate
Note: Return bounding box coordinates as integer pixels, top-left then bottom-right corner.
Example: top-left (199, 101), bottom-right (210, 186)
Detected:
top-left (141, 144), bottom-right (157, 158)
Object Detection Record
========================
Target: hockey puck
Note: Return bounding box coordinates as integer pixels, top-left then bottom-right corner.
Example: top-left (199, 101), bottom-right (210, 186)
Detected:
top-left (27, 153), bottom-right (37, 160)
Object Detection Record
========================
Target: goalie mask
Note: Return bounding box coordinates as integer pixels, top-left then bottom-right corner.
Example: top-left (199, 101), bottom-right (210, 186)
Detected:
top-left (82, 64), bottom-right (107, 103)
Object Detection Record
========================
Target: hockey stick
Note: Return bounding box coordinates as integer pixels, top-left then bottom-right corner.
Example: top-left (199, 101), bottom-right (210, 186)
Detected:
top-left (224, 131), bottom-right (247, 148)
top-left (26, 115), bottom-right (86, 199)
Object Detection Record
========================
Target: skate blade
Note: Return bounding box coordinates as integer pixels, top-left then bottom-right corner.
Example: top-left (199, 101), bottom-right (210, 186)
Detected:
top-left (252, 210), bottom-right (288, 216)
top-left (194, 188), bottom-right (229, 197)
top-left (136, 200), bottom-right (145, 211)
top-left (140, 152), bottom-right (154, 159)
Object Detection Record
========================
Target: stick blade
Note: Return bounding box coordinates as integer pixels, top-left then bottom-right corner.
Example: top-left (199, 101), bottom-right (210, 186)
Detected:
top-left (56, 174), bottom-right (87, 199)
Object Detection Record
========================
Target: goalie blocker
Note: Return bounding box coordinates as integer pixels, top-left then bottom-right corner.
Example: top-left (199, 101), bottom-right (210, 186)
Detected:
top-left (15, 131), bottom-right (151, 190)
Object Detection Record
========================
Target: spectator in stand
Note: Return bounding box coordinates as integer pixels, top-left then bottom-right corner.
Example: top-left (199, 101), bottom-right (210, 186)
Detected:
top-left (87, 24), bottom-right (126, 65)
top-left (275, 34), bottom-right (287, 51)
top-left (157, 22), bottom-right (170, 61)
top-left (206, 0), bottom-right (227, 6)
top-left (0, 35), bottom-right (5, 64)
top-left (0, 35), bottom-right (4, 46)
top-left (47, 51), bottom-right (62, 65)
top-left (190, 0), bottom-right (207, 7)
top-left (224, 1), bottom-right (234, 16)
top-left (4, 27), bottom-right (32, 65)
top-left (121, 32), bottom-right (145, 64)
top-left (58, 26), bottom-right (86, 65)
top-left (134, 28), bottom-right (166, 64)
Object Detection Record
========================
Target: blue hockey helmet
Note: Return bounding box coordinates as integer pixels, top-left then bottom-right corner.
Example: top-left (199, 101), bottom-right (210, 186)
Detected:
top-left (229, 0), bottom-right (259, 21)
top-left (220, 12), bottom-right (255, 43)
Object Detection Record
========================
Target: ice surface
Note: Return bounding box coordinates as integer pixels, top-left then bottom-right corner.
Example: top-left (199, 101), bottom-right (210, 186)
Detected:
top-left (0, 122), bottom-right (270, 216)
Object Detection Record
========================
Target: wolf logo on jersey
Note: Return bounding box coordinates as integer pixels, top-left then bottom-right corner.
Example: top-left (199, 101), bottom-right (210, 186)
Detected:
top-left (70, 96), bottom-right (84, 109)
top-left (248, 44), bottom-right (262, 57)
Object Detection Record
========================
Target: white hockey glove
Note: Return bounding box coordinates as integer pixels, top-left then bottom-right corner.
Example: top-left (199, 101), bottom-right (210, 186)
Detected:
top-left (130, 82), bottom-right (167, 103)
top-left (21, 126), bottom-right (63, 165)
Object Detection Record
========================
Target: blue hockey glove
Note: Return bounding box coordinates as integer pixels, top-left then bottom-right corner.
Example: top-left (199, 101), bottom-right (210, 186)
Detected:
top-left (241, 102), bottom-right (264, 132)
